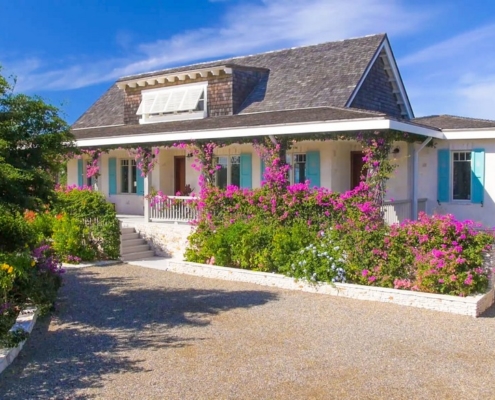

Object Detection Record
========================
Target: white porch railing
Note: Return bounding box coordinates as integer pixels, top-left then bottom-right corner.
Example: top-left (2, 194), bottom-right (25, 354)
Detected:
top-left (382, 198), bottom-right (427, 225)
top-left (149, 196), bottom-right (198, 222)
top-left (149, 195), bottom-right (426, 225)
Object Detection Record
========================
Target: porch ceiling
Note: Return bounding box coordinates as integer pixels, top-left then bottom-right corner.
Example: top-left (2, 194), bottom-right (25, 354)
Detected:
top-left (73, 106), bottom-right (443, 147)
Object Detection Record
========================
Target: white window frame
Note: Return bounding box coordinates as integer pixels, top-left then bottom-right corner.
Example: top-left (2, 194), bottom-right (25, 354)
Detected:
top-left (84, 160), bottom-right (96, 188)
top-left (119, 159), bottom-right (138, 194)
top-left (286, 153), bottom-right (307, 184)
top-left (451, 150), bottom-right (472, 202)
top-left (137, 82), bottom-right (207, 124)
top-left (214, 155), bottom-right (240, 188)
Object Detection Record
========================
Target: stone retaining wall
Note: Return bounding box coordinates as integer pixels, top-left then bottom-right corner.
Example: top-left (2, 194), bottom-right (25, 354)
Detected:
top-left (165, 261), bottom-right (495, 317)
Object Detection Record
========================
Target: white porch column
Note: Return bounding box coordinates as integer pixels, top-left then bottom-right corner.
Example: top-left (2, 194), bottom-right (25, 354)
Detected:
top-left (144, 170), bottom-right (152, 223)
top-left (412, 137), bottom-right (432, 220)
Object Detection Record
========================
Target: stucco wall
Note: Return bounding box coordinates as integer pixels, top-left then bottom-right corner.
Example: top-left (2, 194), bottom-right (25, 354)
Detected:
top-left (418, 139), bottom-right (495, 227)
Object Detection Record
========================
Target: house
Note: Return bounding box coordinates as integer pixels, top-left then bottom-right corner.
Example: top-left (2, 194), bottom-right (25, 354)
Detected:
top-left (68, 33), bottom-right (495, 228)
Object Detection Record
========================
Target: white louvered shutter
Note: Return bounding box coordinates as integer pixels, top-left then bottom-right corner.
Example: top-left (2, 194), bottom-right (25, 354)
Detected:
top-left (149, 92), bottom-right (171, 114)
top-left (164, 89), bottom-right (187, 112)
top-left (180, 86), bottom-right (204, 111)
top-left (136, 95), bottom-right (156, 115)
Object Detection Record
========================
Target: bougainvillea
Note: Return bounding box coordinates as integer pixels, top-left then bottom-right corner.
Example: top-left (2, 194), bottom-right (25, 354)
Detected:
top-left (128, 147), bottom-right (160, 177)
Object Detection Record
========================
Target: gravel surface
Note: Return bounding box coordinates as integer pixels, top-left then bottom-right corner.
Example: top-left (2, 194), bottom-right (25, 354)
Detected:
top-left (0, 264), bottom-right (495, 399)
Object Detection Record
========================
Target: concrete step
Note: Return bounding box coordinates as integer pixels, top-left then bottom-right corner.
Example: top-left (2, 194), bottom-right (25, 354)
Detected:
top-left (120, 227), bottom-right (135, 234)
top-left (121, 238), bottom-right (147, 247)
top-left (121, 232), bottom-right (140, 240)
top-left (122, 250), bottom-right (155, 262)
top-left (121, 244), bottom-right (150, 255)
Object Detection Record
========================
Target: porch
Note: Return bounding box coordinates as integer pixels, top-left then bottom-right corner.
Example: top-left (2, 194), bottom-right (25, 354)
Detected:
top-left (68, 139), bottom-right (427, 224)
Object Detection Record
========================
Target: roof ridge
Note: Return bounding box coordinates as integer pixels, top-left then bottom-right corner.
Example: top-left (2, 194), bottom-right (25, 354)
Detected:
top-left (117, 33), bottom-right (386, 82)
top-left (415, 114), bottom-right (495, 123)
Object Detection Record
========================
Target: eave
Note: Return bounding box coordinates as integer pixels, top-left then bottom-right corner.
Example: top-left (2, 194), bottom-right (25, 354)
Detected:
top-left (75, 118), bottom-right (443, 147)
top-left (116, 66), bottom-right (233, 89)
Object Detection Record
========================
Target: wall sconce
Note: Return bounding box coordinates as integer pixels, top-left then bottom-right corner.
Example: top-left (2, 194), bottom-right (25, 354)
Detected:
top-left (186, 153), bottom-right (193, 158)
top-left (392, 147), bottom-right (400, 155)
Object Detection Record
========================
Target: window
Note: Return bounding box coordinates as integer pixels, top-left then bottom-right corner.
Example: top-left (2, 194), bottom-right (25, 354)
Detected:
top-left (120, 159), bottom-right (137, 194)
top-left (85, 161), bottom-right (96, 188)
top-left (285, 153), bottom-right (307, 184)
top-left (136, 83), bottom-right (207, 124)
top-left (214, 156), bottom-right (241, 188)
top-left (452, 151), bottom-right (471, 200)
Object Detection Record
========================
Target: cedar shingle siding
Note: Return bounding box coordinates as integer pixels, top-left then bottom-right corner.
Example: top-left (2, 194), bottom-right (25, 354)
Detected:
top-left (350, 56), bottom-right (402, 118)
top-left (232, 69), bottom-right (267, 114)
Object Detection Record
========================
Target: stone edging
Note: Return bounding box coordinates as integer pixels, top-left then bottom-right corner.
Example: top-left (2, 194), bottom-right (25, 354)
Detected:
top-left (166, 260), bottom-right (495, 317)
top-left (62, 260), bottom-right (121, 269)
top-left (0, 307), bottom-right (38, 375)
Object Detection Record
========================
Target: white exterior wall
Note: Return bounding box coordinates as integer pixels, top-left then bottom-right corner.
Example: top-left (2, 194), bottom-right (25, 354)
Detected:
top-left (418, 139), bottom-right (495, 227)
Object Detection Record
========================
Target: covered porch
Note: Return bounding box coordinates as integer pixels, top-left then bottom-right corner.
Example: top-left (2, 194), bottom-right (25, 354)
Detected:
top-left (69, 114), bottom-right (443, 225)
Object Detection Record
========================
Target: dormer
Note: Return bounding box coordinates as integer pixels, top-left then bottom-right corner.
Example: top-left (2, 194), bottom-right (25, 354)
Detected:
top-left (118, 65), bottom-right (268, 125)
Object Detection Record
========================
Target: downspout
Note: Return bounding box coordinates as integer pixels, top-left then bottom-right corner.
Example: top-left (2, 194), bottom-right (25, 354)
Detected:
top-left (412, 136), bottom-right (432, 220)
top-left (268, 135), bottom-right (278, 145)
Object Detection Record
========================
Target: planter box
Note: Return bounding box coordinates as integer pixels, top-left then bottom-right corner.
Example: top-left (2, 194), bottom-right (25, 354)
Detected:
top-left (166, 261), bottom-right (495, 317)
top-left (0, 307), bottom-right (38, 375)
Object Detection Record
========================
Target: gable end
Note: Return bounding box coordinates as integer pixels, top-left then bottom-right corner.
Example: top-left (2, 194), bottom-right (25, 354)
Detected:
top-left (347, 37), bottom-right (413, 119)
top-left (350, 54), bottom-right (402, 118)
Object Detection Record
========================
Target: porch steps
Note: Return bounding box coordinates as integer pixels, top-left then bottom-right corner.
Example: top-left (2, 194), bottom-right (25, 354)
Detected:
top-left (120, 227), bottom-right (155, 262)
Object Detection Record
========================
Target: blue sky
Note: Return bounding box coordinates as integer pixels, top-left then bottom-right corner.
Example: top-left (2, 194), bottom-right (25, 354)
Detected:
top-left (1, 0), bottom-right (495, 124)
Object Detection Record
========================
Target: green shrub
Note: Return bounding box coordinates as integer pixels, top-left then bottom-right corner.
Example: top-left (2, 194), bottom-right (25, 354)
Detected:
top-left (52, 215), bottom-right (97, 261)
top-left (267, 221), bottom-right (316, 273)
top-left (0, 206), bottom-right (36, 252)
top-left (15, 244), bottom-right (64, 315)
top-left (30, 212), bottom-right (55, 245)
top-left (0, 251), bottom-right (33, 347)
top-left (52, 187), bottom-right (120, 261)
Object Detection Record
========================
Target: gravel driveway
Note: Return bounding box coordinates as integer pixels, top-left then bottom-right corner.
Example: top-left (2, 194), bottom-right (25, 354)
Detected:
top-left (0, 264), bottom-right (495, 399)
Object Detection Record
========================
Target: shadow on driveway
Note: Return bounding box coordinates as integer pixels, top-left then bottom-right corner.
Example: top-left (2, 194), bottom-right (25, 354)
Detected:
top-left (0, 268), bottom-right (278, 399)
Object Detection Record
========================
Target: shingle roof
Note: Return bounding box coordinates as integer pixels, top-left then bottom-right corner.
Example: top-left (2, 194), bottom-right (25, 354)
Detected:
top-left (73, 34), bottom-right (386, 130)
top-left (413, 115), bottom-right (495, 130)
top-left (72, 84), bottom-right (124, 129)
top-left (72, 106), bottom-right (387, 141)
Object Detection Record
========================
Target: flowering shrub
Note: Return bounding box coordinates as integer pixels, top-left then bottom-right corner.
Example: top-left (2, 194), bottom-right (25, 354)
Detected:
top-left (183, 134), bottom-right (492, 297)
top-left (282, 228), bottom-right (347, 283)
top-left (385, 213), bottom-right (493, 295)
top-left (0, 244), bottom-right (64, 347)
top-left (128, 147), bottom-right (160, 177)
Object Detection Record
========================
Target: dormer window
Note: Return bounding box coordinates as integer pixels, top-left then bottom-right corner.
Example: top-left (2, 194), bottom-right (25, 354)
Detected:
top-left (136, 82), bottom-right (207, 124)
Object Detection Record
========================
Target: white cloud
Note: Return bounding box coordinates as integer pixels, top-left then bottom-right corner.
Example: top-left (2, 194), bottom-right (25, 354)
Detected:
top-left (400, 24), bottom-right (495, 120)
top-left (7, 0), bottom-right (427, 92)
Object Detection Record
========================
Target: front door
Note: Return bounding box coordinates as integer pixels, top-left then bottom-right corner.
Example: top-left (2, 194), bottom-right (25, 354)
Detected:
top-left (174, 156), bottom-right (186, 195)
top-left (350, 151), bottom-right (366, 189)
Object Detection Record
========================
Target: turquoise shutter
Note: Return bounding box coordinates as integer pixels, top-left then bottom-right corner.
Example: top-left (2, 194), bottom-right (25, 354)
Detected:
top-left (136, 168), bottom-right (144, 195)
top-left (77, 159), bottom-right (84, 186)
top-left (108, 158), bottom-right (117, 195)
top-left (471, 149), bottom-right (485, 204)
top-left (260, 159), bottom-right (266, 185)
top-left (240, 153), bottom-right (252, 189)
top-left (437, 149), bottom-right (450, 203)
top-left (306, 151), bottom-right (320, 187)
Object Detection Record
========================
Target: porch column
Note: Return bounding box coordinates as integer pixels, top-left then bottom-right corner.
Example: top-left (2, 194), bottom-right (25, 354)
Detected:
top-left (412, 137), bottom-right (432, 220)
top-left (144, 170), bottom-right (151, 223)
